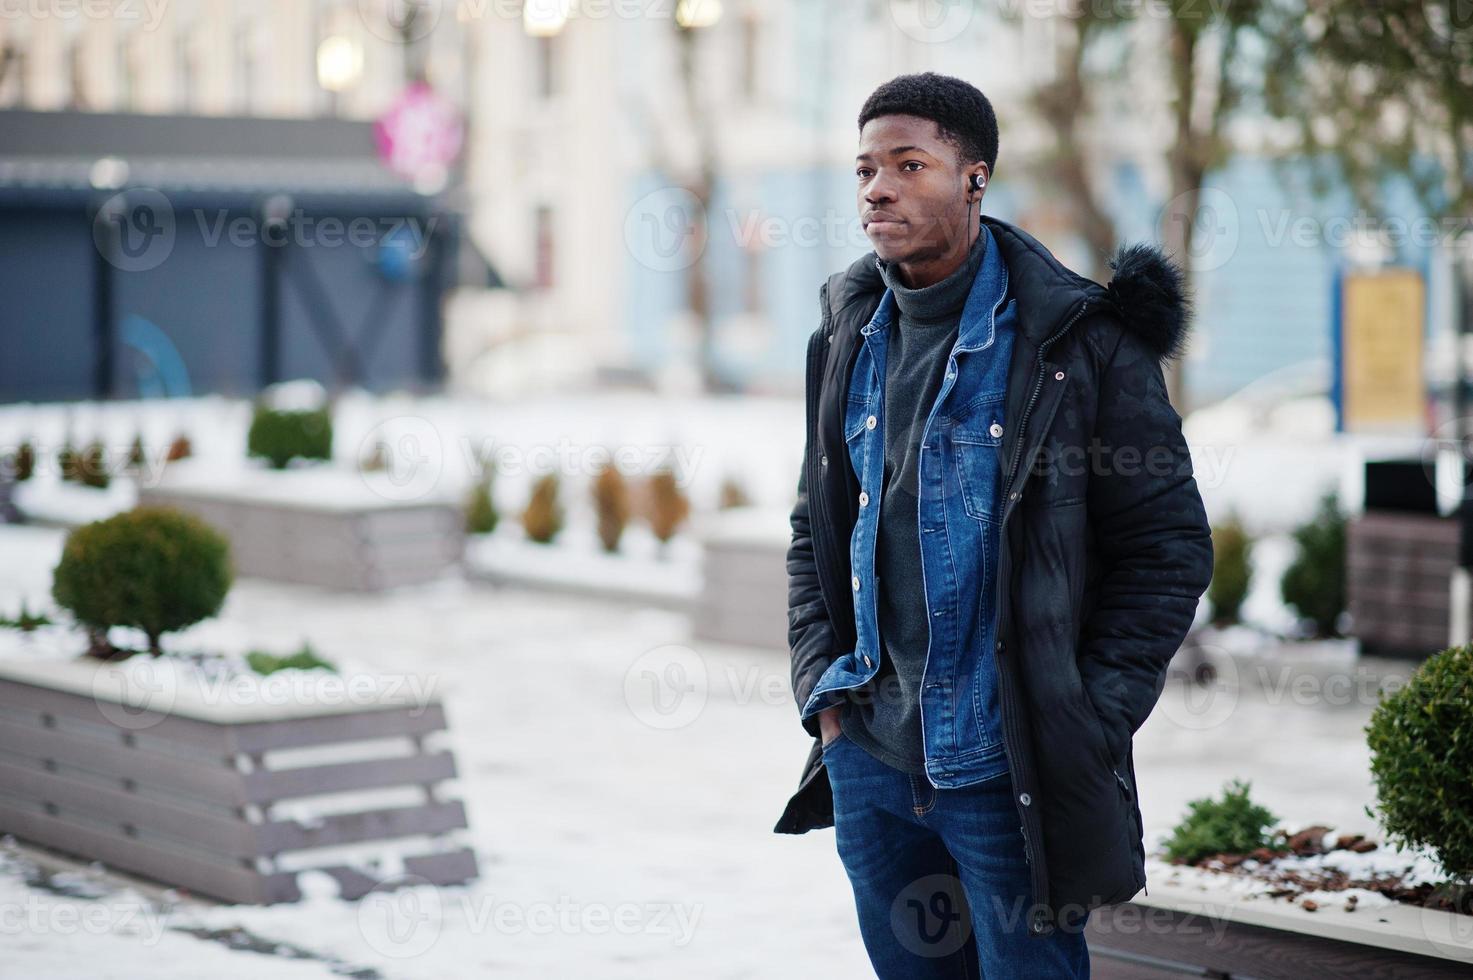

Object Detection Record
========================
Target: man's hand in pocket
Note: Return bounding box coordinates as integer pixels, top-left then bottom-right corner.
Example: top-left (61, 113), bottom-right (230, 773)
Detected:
top-left (818, 705), bottom-right (843, 747)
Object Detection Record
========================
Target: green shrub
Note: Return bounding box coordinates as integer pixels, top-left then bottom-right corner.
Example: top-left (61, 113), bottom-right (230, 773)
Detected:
top-left (246, 642), bottom-right (336, 675)
top-left (13, 440), bottom-right (35, 481)
top-left (57, 438), bottom-right (79, 482)
top-left (1208, 515), bottom-right (1252, 625)
top-left (52, 506), bottom-right (233, 656)
top-left (127, 434), bottom-right (146, 473)
top-left (1366, 644), bottom-right (1473, 883)
top-left (0, 600), bottom-right (52, 632)
top-left (465, 475), bottom-right (499, 535)
top-left (1162, 779), bottom-right (1286, 864)
top-left (1281, 491), bottom-right (1346, 638)
top-left (78, 439), bottom-right (110, 489)
top-left (247, 405), bottom-right (333, 469)
top-left (592, 462), bottom-right (631, 552)
top-left (521, 473), bottom-right (564, 544)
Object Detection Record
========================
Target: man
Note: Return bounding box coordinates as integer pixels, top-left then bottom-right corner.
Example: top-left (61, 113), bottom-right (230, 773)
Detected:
top-left (774, 72), bottom-right (1214, 978)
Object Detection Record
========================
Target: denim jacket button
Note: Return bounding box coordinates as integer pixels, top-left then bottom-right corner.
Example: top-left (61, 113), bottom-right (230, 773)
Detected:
top-left (851, 575), bottom-right (860, 591)
top-left (865, 415), bottom-right (877, 430)
top-left (989, 422), bottom-right (1003, 438)
top-left (862, 655), bottom-right (873, 668)
top-left (820, 454), bottom-right (828, 467)
top-left (858, 491), bottom-right (869, 506)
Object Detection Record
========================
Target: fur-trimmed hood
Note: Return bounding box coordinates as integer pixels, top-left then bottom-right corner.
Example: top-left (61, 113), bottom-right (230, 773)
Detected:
top-left (826, 215), bottom-right (1194, 363)
top-left (1103, 242), bottom-right (1193, 362)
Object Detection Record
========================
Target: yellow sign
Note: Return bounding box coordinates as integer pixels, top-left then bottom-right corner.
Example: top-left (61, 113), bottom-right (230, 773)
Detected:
top-left (1342, 269), bottom-right (1426, 433)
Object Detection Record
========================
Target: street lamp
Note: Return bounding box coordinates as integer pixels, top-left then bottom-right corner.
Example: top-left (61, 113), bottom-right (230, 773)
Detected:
top-left (523, 0), bottom-right (572, 37)
top-left (675, 0), bottom-right (722, 28)
top-left (316, 35), bottom-right (364, 93)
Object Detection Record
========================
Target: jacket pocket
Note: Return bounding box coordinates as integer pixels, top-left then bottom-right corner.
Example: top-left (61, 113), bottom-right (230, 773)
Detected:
top-left (950, 394), bottom-right (1007, 524)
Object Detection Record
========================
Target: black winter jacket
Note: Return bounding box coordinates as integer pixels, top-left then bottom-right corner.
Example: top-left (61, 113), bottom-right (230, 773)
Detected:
top-left (774, 215), bottom-right (1214, 937)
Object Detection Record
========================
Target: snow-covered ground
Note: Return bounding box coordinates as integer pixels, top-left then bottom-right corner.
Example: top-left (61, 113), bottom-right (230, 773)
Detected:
top-left (0, 517), bottom-right (1419, 978)
top-left (0, 388), bottom-right (1446, 975)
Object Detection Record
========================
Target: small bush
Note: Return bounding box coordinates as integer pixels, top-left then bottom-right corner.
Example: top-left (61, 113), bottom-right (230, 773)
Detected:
top-left (78, 439), bottom-right (110, 489)
top-left (0, 600), bottom-right (52, 632)
top-left (247, 405), bottom-right (333, 469)
top-left (127, 434), bottom-right (146, 473)
top-left (246, 642), bottom-right (336, 675)
top-left (647, 468), bottom-right (690, 546)
top-left (52, 506), bottom-right (233, 656)
top-left (1208, 515), bottom-right (1252, 625)
top-left (57, 438), bottom-right (80, 482)
top-left (592, 462), bottom-right (631, 552)
top-left (521, 473), bottom-right (564, 544)
top-left (1366, 643), bottom-right (1473, 883)
top-left (1163, 779), bottom-right (1285, 865)
top-left (1281, 491), bottom-right (1346, 638)
top-left (359, 440), bottom-right (390, 473)
top-left (718, 475), bottom-right (752, 510)
top-left (13, 440), bottom-right (35, 481)
top-left (465, 475), bottom-right (499, 535)
top-left (167, 433), bottom-right (192, 462)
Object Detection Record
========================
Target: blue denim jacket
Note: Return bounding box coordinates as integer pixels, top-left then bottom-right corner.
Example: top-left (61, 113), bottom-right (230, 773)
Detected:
top-left (800, 221), bottom-right (1017, 789)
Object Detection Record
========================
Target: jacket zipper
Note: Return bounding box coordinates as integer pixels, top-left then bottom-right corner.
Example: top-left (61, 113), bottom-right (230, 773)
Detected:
top-left (995, 298), bottom-right (1090, 930)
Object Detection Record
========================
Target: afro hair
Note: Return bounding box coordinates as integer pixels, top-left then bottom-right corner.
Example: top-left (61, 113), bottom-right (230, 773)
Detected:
top-left (858, 72), bottom-right (999, 176)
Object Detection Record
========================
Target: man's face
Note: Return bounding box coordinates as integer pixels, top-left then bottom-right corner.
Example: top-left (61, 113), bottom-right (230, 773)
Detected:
top-left (855, 114), bottom-right (984, 264)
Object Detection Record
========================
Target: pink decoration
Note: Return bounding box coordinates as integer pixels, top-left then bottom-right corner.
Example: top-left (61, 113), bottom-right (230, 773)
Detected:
top-left (374, 82), bottom-right (464, 183)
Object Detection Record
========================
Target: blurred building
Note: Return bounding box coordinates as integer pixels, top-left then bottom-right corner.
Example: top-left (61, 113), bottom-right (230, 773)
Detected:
top-left (0, 0), bottom-right (1454, 409)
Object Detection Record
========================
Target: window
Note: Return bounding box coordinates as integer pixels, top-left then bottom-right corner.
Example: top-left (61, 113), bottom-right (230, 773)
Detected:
top-left (739, 12), bottom-right (760, 103)
top-left (535, 35), bottom-right (556, 99)
top-left (533, 205), bottom-right (555, 290)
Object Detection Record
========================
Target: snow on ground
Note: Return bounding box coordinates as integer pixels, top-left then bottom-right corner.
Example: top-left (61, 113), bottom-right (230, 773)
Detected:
top-left (0, 389), bottom-right (1438, 975)
top-left (0, 519), bottom-right (1412, 977)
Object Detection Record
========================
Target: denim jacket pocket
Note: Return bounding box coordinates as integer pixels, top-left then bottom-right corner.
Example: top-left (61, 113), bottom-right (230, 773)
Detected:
top-left (950, 394), bottom-right (1007, 524)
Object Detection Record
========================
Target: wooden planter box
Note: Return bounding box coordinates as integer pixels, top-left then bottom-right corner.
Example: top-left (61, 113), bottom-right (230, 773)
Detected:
top-left (140, 467), bottom-right (464, 592)
top-left (0, 657), bottom-right (478, 904)
top-left (1347, 511), bottom-right (1458, 658)
top-left (1086, 870), bottom-right (1473, 979)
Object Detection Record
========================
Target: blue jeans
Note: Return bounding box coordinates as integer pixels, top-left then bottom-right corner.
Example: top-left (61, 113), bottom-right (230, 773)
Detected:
top-left (822, 731), bottom-right (1090, 978)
